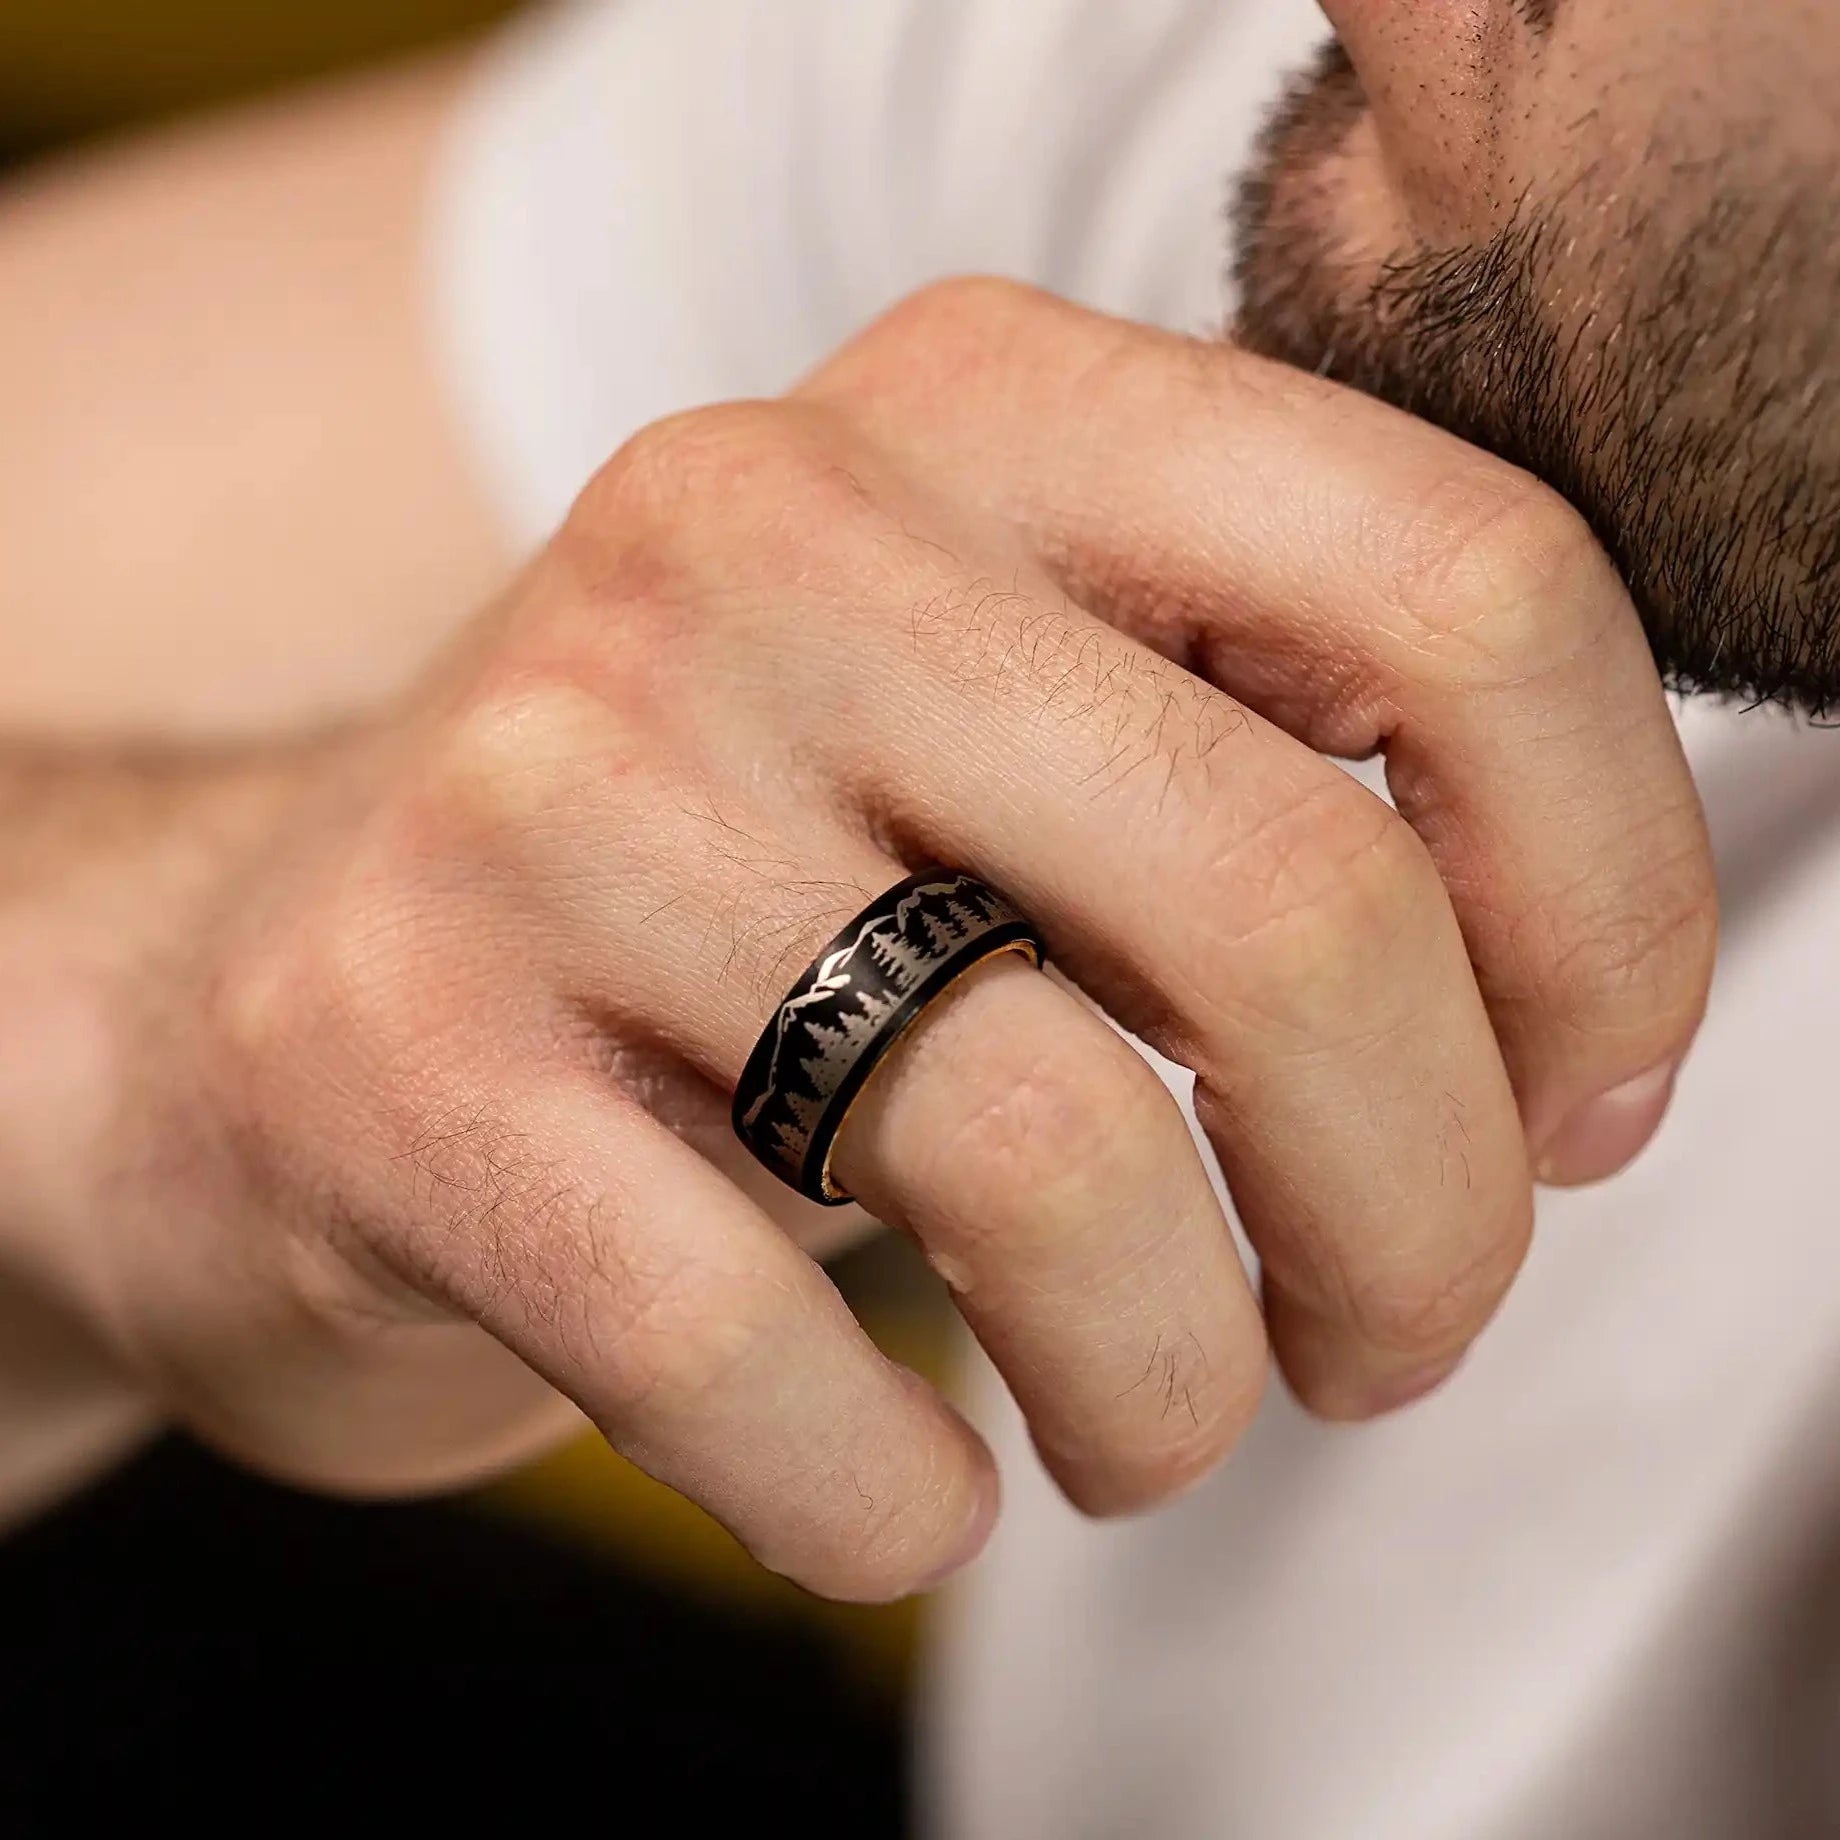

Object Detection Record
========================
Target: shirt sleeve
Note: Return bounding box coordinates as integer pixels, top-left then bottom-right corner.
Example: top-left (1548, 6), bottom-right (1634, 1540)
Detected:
top-left (428, 0), bottom-right (1327, 547)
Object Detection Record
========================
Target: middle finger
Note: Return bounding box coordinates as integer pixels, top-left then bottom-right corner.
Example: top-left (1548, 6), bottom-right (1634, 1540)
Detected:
top-left (727, 532), bottom-right (1535, 1419)
top-left (425, 673), bottom-right (1269, 1512)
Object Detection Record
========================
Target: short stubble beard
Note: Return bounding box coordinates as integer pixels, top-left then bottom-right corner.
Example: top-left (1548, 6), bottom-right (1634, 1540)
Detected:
top-left (1231, 43), bottom-right (1840, 715)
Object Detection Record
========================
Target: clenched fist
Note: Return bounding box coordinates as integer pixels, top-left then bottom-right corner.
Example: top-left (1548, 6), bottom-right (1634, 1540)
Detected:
top-left (11, 281), bottom-right (1716, 1600)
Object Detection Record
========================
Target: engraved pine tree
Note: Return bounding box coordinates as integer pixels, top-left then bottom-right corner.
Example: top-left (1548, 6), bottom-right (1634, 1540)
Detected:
top-left (798, 1017), bottom-right (857, 1096)
top-left (868, 926), bottom-right (928, 994)
top-left (852, 986), bottom-right (894, 1025)
top-left (917, 911), bottom-right (957, 957)
top-left (945, 895), bottom-right (987, 938)
top-left (836, 999), bottom-right (881, 1051)
top-left (774, 1086), bottom-right (826, 1159)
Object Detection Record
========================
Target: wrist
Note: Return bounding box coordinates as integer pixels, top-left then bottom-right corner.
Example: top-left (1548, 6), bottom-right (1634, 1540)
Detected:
top-left (0, 740), bottom-right (322, 1343)
top-left (0, 738), bottom-right (330, 1520)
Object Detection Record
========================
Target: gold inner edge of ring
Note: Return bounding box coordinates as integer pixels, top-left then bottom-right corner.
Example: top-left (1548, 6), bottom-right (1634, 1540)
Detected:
top-left (816, 936), bottom-right (1044, 1204)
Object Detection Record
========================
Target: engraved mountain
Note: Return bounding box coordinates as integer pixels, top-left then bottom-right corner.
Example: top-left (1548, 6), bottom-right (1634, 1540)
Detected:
top-left (737, 875), bottom-right (1017, 1179)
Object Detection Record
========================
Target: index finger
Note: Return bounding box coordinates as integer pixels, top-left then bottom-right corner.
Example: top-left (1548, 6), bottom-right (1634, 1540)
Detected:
top-left (802, 280), bottom-right (1718, 1186)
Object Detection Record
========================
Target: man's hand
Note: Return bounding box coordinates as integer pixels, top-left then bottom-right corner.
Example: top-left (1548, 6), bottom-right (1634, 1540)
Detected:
top-left (6, 281), bottom-right (1717, 1599)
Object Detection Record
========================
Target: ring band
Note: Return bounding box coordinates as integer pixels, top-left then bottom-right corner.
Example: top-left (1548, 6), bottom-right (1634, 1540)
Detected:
top-left (732, 870), bottom-right (1046, 1206)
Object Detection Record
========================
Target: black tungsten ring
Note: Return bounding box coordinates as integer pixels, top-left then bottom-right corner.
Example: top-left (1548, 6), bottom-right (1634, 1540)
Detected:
top-left (732, 870), bottom-right (1046, 1206)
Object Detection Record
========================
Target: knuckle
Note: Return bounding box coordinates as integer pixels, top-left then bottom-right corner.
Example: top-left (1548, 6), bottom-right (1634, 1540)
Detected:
top-left (573, 400), bottom-right (798, 533)
top-left (851, 274), bottom-right (1052, 366)
top-left (423, 674), bottom-right (636, 847)
top-left (209, 873), bottom-right (412, 1092)
top-left (595, 1254), bottom-right (782, 1421)
top-left (205, 922), bottom-right (309, 1093)
top-left (295, 880), bottom-right (450, 1078)
top-left (1536, 846), bottom-right (1720, 1037)
top-left (1048, 1355), bottom-right (1269, 1520)
top-left (809, 274), bottom-right (1073, 412)
top-left (571, 398), bottom-right (890, 594)
top-left (198, 896), bottom-right (454, 1269)
top-left (1347, 1203), bottom-right (1532, 1357)
top-left (271, 1209), bottom-right (435, 1342)
top-left (213, 689), bottom-right (637, 1129)
top-left (891, 271), bottom-right (1047, 324)
top-left (1119, 1365), bottom-right (1270, 1509)
top-left (1386, 465), bottom-right (1615, 685)
top-left (933, 1032), bottom-right (1160, 1211)
top-left (1177, 780), bottom-right (1444, 1045)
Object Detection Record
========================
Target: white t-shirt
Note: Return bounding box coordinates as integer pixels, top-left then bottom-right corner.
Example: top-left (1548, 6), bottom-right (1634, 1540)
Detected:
top-left (433, 6), bottom-right (1840, 1835)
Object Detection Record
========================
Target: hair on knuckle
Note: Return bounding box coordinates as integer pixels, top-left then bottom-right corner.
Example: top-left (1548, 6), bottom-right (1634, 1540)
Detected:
top-left (909, 584), bottom-right (1254, 809)
top-left (388, 1103), bottom-right (579, 1298)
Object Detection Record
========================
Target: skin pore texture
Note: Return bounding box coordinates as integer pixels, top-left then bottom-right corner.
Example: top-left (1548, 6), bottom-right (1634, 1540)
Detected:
top-left (1233, 0), bottom-right (1840, 711)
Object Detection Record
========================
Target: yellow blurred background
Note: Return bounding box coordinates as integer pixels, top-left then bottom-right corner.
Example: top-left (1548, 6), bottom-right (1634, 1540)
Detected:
top-left (0, 0), bottom-right (519, 153)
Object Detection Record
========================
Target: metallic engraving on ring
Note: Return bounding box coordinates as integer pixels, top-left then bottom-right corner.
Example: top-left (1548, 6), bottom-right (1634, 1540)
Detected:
top-left (732, 872), bottom-right (1042, 1204)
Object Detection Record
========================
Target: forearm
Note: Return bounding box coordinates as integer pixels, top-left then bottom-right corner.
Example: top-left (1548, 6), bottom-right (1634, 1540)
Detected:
top-left (0, 50), bottom-right (508, 740)
top-left (0, 739), bottom-right (310, 1523)
top-left (0, 47), bottom-right (516, 1517)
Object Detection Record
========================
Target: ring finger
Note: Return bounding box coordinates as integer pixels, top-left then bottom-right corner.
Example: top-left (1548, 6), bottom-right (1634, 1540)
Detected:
top-left (444, 701), bottom-right (1270, 1516)
top-left (674, 486), bottom-right (1534, 1422)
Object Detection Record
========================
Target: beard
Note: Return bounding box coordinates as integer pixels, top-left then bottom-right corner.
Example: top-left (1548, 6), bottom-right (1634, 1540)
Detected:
top-left (1230, 44), bottom-right (1840, 715)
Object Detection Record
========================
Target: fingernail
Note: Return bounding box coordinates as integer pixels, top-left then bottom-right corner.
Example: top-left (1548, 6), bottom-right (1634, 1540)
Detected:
top-left (1362, 1353), bottom-right (1464, 1417)
top-left (1537, 1062), bottom-right (1679, 1188)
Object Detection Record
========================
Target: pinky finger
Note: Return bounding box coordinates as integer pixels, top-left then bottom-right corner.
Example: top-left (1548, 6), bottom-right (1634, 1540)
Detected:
top-left (391, 1069), bottom-right (997, 1603)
